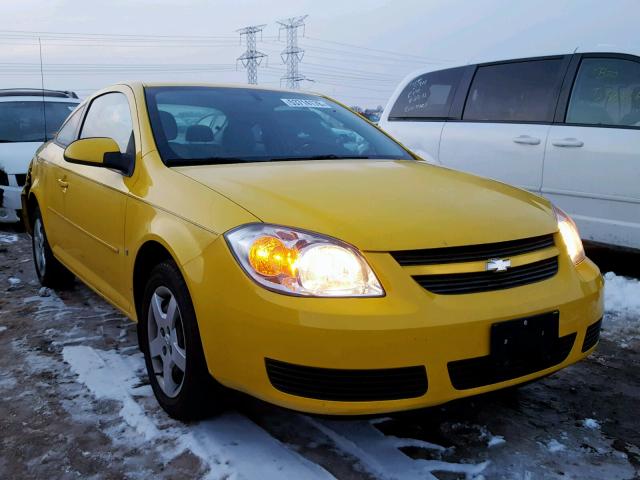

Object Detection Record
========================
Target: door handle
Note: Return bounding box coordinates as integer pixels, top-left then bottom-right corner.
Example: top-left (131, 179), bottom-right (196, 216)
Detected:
top-left (57, 178), bottom-right (69, 189)
top-left (512, 135), bottom-right (541, 145)
top-left (551, 138), bottom-right (584, 148)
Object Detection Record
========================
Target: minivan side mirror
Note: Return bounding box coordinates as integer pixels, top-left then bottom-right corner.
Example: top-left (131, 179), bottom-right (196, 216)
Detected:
top-left (63, 137), bottom-right (131, 175)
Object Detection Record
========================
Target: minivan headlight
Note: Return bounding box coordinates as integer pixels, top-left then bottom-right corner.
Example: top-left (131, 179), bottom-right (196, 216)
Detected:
top-left (553, 206), bottom-right (585, 265)
top-left (225, 224), bottom-right (384, 297)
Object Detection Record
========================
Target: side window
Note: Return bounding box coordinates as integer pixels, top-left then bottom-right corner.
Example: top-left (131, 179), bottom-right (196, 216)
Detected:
top-left (463, 59), bottom-right (565, 122)
top-left (55, 105), bottom-right (85, 147)
top-left (566, 58), bottom-right (640, 127)
top-left (388, 67), bottom-right (465, 120)
top-left (80, 93), bottom-right (134, 155)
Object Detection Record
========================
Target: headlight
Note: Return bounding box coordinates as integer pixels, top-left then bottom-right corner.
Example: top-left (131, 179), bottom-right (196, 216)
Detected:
top-left (224, 224), bottom-right (384, 297)
top-left (553, 206), bottom-right (585, 265)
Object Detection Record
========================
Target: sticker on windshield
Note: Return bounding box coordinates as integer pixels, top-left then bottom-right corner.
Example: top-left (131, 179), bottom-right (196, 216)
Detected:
top-left (281, 98), bottom-right (331, 108)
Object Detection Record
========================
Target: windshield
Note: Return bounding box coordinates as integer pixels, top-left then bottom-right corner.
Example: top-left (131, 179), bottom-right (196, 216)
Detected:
top-left (0, 101), bottom-right (78, 143)
top-left (144, 87), bottom-right (413, 165)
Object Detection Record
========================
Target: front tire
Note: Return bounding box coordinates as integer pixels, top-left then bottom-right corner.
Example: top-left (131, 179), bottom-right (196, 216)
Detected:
top-left (140, 260), bottom-right (224, 421)
top-left (32, 206), bottom-right (75, 289)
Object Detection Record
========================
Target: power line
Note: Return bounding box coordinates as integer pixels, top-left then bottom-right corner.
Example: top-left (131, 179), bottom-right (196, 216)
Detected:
top-left (276, 16), bottom-right (307, 89)
top-left (304, 36), bottom-right (454, 64)
top-left (236, 25), bottom-right (267, 85)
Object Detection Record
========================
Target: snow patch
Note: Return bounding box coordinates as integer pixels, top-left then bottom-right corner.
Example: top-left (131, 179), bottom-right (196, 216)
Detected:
top-left (545, 439), bottom-right (566, 453)
top-left (582, 418), bottom-right (601, 430)
top-left (307, 417), bottom-right (488, 480)
top-left (62, 346), bottom-right (160, 441)
top-left (605, 272), bottom-right (640, 313)
top-left (0, 233), bottom-right (18, 244)
top-left (38, 287), bottom-right (51, 297)
top-left (8, 276), bottom-right (21, 285)
top-left (62, 345), bottom-right (334, 480)
top-left (602, 272), bottom-right (640, 346)
top-left (0, 326), bottom-right (7, 333)
top-left (487, 435), bottom-right (506, 448)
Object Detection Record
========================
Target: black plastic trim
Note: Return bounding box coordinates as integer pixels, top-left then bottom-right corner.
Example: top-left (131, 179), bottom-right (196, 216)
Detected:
top-left (582, 318), bottom-right (603, 352)
top-left (448, 311), bottom-right (576, 390)
top-left (265, 358), bottom-right (428, 402)
top-left (413, 257), bottom-right (558, 295)
top-left (390, 234), bottom-right (555, 266)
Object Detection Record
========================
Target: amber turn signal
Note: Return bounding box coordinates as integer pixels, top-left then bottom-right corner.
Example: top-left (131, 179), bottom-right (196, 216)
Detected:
top-left (248, 236), bottom-right (299, 277)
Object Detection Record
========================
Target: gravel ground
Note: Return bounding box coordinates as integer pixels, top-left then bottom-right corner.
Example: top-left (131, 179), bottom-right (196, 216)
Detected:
top-left (1, 225), bottom-right (639, 480)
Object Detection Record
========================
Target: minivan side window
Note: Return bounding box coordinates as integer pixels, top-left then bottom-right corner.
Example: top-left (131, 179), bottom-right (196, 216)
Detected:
top-left (80, 92), bottom-right (134, 155)
top-left (56, 105), bottom-right (84, 147)
top-left (463, 59), bottom-right (565, 122)
top-left (388, 67), bottom-right (465, 120)
top-left (566, 58), bottom-right (640, 127)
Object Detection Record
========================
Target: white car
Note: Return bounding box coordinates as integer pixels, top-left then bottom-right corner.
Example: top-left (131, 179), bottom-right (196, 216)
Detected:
top-left (0, 89), bottom-right (81, 223)
top-left (380, 50), bottom-right (640, 251)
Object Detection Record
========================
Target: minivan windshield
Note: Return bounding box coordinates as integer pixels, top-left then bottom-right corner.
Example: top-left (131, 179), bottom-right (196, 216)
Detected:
top-left (0, 101), bottom-right (78, 143)
top-left (145, 87), bottom-right (413, 165)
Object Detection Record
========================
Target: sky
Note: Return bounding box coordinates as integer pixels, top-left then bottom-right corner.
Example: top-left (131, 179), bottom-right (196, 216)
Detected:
top-left (0, 0), bottom-right (638, 107)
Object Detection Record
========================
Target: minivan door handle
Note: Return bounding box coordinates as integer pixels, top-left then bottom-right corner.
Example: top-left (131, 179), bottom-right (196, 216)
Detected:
top-left (551, 138), bottom-right (584, 148)
top-left (57, 178), bottom-right (69, 189)
top-left (512, 135), bottom-right (541, 145)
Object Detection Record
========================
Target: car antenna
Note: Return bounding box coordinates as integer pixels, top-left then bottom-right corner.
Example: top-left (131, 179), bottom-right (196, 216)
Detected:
top-left (38, 37), bottom-right (48, 140)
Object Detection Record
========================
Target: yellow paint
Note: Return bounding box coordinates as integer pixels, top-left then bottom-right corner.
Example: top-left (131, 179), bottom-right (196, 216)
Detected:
top-left (63, 137), bottom-right (120, 166)
top-left (26, 82), bottom-right (604, 415)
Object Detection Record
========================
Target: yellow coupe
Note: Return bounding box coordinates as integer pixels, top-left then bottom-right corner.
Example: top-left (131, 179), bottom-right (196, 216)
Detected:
top-left (22, 83), bottom-right (603, 420)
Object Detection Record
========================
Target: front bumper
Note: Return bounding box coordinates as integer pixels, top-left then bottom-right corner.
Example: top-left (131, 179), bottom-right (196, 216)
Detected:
top-left (184, 236), bottom-right (604, 415)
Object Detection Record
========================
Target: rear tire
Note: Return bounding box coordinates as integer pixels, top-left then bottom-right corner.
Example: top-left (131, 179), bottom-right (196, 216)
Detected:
top-left (32, 206), bottom-right (75, 289)
top-left (140, 260), bottom-right (225, 421)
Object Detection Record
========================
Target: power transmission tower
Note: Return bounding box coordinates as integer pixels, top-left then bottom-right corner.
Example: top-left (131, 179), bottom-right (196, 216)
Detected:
top-left (237, 24), bottom-right (267, 85)
top-left (277, 15), bottom-right (308, 89)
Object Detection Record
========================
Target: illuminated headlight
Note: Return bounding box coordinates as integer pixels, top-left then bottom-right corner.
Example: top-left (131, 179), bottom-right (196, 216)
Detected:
top-left (553, 206), bottom-right (585, 265)
top-left (225, 224), bottom-right (384, 297)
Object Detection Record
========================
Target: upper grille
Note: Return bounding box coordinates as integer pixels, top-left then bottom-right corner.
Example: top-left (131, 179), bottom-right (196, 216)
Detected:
top-left (265, 358), bottom-right (428, 402)
top-left (413, 256), bottom-right (558, 295)
top-left (390, 234), bottom-right (555, 266)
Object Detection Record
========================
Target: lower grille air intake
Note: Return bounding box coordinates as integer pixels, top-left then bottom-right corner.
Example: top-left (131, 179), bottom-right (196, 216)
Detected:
top-left (582, 318), bottom-right (603, 352)
top-left (265, 358), bottom-right (428, 401)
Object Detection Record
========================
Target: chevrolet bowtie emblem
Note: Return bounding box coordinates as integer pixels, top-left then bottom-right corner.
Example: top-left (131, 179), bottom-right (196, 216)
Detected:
top-left (486, 258), bottom-right (511, 272)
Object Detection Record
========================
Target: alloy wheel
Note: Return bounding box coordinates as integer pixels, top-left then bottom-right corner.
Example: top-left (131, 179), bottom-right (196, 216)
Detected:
top-left (147, 286), bottom-right (187, 398)
top-left (34, 217), bottom-right (46, 275)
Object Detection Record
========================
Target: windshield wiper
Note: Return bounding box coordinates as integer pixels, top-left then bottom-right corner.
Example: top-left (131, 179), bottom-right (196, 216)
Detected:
top-left (166, 157), bottom-right (250, 166)
top-left (266, 155), bottom-right (372, 161)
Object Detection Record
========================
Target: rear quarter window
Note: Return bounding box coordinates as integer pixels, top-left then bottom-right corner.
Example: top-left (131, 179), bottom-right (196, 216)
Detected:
top-left (388, 67), bottom-right (465, 120)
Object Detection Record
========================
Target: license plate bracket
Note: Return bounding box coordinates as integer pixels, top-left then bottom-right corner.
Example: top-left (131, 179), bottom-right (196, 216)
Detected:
top-left (491, 311), bottom-right (559, 366)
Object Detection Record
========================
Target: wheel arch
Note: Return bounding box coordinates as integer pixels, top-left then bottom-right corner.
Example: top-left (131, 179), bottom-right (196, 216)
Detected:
top-left (132, 238), bottom-right (178, 322)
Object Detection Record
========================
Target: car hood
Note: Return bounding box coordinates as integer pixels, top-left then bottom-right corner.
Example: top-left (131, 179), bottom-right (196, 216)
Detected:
top-left (175, 159), bottom-right (557, 251)
top-left (0, 142), bottom-right (42, 174)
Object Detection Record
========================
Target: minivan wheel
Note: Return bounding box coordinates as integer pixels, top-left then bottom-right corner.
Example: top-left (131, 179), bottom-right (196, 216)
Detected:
top-left (32, 206), bottom-right (75, 288)
top-left (140, 260), bottom-right (225, 421)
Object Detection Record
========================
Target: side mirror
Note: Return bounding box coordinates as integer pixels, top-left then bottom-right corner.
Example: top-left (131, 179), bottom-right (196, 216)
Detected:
top-left (63, 138), bottom-right (132, 175)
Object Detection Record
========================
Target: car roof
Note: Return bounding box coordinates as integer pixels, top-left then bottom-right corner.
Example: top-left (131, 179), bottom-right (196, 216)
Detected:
top-left (117, 80), bottom-right (324, 96)
top-left (0, 88), bottom-right (79, 99)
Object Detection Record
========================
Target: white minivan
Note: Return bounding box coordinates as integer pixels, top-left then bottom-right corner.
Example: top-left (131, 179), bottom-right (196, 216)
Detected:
top-left (0, 89), bottom-right (80, 223)
top-left (380, 51), bottom-right (640, 251)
